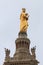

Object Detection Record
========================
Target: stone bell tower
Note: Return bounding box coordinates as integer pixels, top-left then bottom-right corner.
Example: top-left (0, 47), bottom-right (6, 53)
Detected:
top-left (3, 8), bottom-right (39, 65)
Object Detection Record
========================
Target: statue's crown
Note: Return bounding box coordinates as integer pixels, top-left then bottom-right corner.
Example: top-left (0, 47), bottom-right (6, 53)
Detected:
top-left (22, 8), bottom-right (26, 12)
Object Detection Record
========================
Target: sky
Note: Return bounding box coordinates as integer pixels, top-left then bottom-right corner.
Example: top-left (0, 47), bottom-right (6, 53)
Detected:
top-left (0, 0), bottom-right (43, 65)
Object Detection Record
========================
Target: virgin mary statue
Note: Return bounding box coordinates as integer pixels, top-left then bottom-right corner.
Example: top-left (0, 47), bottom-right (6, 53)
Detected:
top-left (20, 8), bottom-right (29, 32)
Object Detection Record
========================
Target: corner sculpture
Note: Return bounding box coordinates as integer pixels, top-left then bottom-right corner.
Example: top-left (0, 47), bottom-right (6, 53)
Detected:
top-left (31, 46), bottom-right (36, 59)
top-left (20, 8), bottom-right (29, 32)
top-left (4, 48), bottom-right (10, 62)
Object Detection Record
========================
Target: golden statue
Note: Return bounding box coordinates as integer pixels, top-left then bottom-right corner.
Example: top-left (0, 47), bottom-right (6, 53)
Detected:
top-left (20, 8), bottom-right (29, 32)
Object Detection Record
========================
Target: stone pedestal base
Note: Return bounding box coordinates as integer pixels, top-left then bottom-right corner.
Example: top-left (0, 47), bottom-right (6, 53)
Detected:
top-left (3, 32), bottom-right (39, 65)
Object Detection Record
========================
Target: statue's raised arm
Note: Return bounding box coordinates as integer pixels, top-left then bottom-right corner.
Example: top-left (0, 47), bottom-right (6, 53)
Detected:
top-left (20, 8), bottom-right (29, 32)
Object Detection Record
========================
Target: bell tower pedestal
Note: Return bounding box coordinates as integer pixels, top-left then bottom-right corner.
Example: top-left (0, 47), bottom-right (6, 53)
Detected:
top-left (13, 32), bottom-right (30, 60)
top-left (3, 32), bottom-right (39, 65)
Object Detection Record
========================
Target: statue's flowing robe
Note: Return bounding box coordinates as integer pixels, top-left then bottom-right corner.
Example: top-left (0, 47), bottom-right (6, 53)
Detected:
top-left (20, 12), bottom-right (28, 32)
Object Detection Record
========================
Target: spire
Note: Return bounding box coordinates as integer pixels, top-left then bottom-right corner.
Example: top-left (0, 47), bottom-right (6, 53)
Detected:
top-left (3, 8), bottom-right (39, 65)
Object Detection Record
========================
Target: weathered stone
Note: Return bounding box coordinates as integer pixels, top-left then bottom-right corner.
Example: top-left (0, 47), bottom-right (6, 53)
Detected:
top-left (3, 32), bottom-right (39, 65)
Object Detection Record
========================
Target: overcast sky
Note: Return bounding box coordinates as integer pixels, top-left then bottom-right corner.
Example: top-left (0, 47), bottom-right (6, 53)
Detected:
top-left (0, 0), bottom-right (43, 65)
